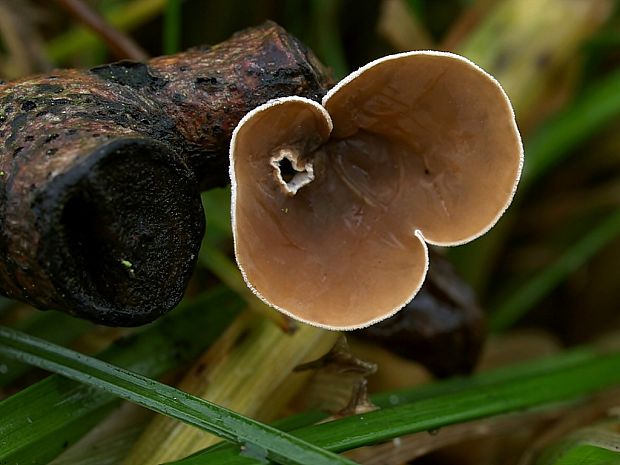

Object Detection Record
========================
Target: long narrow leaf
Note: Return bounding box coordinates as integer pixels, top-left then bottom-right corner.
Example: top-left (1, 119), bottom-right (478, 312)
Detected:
top-left (0, 310), bottom-right (91, 387)
top-left (47, 0), bottom-right (166, 63)
top-left (542, 445), bottom-right (620, 465)
top-left (0, 326), bottom-right (355, 465)
top-left (174, 348), bottom-right (599, 458)
top-left (183, 346), bottom-right (600, 458)
top-left (534, 419), bottom-right (620, 465)
top-left (175, 347), bottom-right (620, 465)
top-left (164, 0), bottom-right (182, 54)
top-left (490, 208), bottom-right (620, 331)
top-left (310, 0), bottom-right (348, 79)
top-left (523, 66), bottom-right (620, 187)
top-left (0, 287), bottom-right (242, 464)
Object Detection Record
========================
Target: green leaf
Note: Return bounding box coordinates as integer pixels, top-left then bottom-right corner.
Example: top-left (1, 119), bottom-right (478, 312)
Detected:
top-left (523, 67), bottom-right (620, 187)
top-left (534, 418), bottom-right (620, 465)
top-left (47, 0), bottom-right (167, 63)
top-left (539, 444), bottom-right (620, 465)
top-left (201, 188), bottom-right (232, 237)
top-left (184, 346), bottom-right (600, 459)
top-left (0, 326), bottom-right (355, 465)
top-left (174, 346), bottom-right (620, 465)
top-left (0, 287), bottom-right (242, 464)
top-left (490, 208), bottom-right (620, 331)
top-left (450, 66), bottom-right (620, 298)
top-left (0, 310), bottom-right (91, 387)
top-left (310, 0), bottom-right (348, 79)
top-left (164, 0), bottom-right (182, 54)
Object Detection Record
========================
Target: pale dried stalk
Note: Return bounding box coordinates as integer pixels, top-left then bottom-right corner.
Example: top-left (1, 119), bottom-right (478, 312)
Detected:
top-left (452, 0), bottom-right (612, 288)
top-left (0, 0), bottom-right (50, 78)
top-left (459, 0), bottom-right (612, 120)
top-left (123, 312), bottom-right (339, 464)
top-left (376, 0), bottom-right (433, 51)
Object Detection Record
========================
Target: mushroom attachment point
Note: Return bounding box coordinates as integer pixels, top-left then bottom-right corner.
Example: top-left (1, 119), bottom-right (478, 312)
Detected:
top-left (230, 51), bottom-right (523, 330)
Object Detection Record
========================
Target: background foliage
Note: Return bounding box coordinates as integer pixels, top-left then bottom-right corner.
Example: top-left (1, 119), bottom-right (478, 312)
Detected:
top-left (2, 1), bottom-right (620, 464)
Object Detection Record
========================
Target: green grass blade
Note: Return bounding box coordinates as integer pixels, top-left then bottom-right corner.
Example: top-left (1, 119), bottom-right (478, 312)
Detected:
top-left (294, 354), bottom-right (620, 451)
top-left (523, 67), bottom-right (620, 187)
top-left (310, 0), bottom-right (348, 79)
top-left (11, 405), bottom-right (115, 465)
top-left (0, 327), bottom-right (355, 465)
top-left (164, 0), bottom-right (182, 54)
top-left (490, 208), bottom-right (620, 332)
top-left (0, 287), bottom-right (242, 464)
top-left (0, 310), bottom-right (91, 387)
top-left (534, 418), bottom-right (620, 465)
top-left (202, 189), bottom-right (232, 236)
top-left (545, 445), bottom-right (620, 465)
top-left (47, 0), bottom-right (166, 63)
top-left (186, 346), bottom-right (599, 458)
top-left (453, 65), bottom-right (620, 320)
top-left (175, 347), bottom-right (620, 465)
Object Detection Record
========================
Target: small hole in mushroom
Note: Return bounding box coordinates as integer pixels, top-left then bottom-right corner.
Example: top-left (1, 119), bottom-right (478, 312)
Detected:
top-left (278, 157), bottom-right (297, 183)
top-left (270, 148), bottom-right (315, 196)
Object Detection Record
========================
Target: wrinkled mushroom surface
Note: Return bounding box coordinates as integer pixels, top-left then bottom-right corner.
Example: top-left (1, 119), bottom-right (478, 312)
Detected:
top-left (230, 51), bottom-right (523, 330)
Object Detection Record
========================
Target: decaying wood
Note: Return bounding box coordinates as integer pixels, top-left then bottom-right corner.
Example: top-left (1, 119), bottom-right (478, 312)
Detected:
top-left (0, 22), bottom-right (332, 325)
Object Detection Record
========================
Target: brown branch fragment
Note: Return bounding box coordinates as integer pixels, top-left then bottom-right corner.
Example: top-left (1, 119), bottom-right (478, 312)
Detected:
top-left (0, 22), bottom-right (332, 325)
top-left (54, 0), bottom-right (149, 61)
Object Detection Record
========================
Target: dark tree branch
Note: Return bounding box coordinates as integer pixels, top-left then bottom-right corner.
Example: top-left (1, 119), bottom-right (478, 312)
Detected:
top-left (0, 22), bottom-right (332, 325)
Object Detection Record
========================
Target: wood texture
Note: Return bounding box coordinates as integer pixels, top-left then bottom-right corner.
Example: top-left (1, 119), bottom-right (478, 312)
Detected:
top-left (0, 22), bottom-right (331, 325)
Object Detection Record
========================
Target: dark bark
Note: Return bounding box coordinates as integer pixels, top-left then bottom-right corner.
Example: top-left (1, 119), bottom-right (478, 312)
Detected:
top-left (0, 22), bottom-right (332, 325)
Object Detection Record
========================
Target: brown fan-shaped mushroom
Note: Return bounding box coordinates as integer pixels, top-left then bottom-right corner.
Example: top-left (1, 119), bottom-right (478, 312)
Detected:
top-left (230, 51), bottom-right (523, 330)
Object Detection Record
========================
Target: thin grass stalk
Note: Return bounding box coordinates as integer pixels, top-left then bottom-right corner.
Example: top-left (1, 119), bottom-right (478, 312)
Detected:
top-left (490, 208), bottom-right (620, 331)
top-left (48, 0), bottom-right (167, 63)
top-left (54, 0), bottom-right (149, 60)
top-left (452, 0), bottom-right (612, 290)
top-left (0, 288), bottom-right (242, 465)
top-left (0, 326), bottom-right (354, 465)
top-left (175, 346), bottom-right (620, 465)
top-left (310, 0), bottom-right (348, 79)
top-left (164, 0), bottom-right (182, 54)
top-left (0, 310), bottom-right (91, 388)
top-left (124, 314), bottom-right (339, 464)
top-left (459, 0), bottom-right (611, 119)
top-left (522, 66), bottom-right (620, 186)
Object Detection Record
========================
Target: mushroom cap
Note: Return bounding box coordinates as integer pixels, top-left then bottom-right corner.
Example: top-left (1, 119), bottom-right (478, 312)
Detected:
top-left (230, 51), bottom-right (523, 330)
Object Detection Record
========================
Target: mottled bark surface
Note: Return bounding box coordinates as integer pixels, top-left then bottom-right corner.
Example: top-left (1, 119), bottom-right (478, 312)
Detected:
top-left (0, 22), bottom-right (332, 325)
top-left (355, 250), bottom-right (486, 377)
